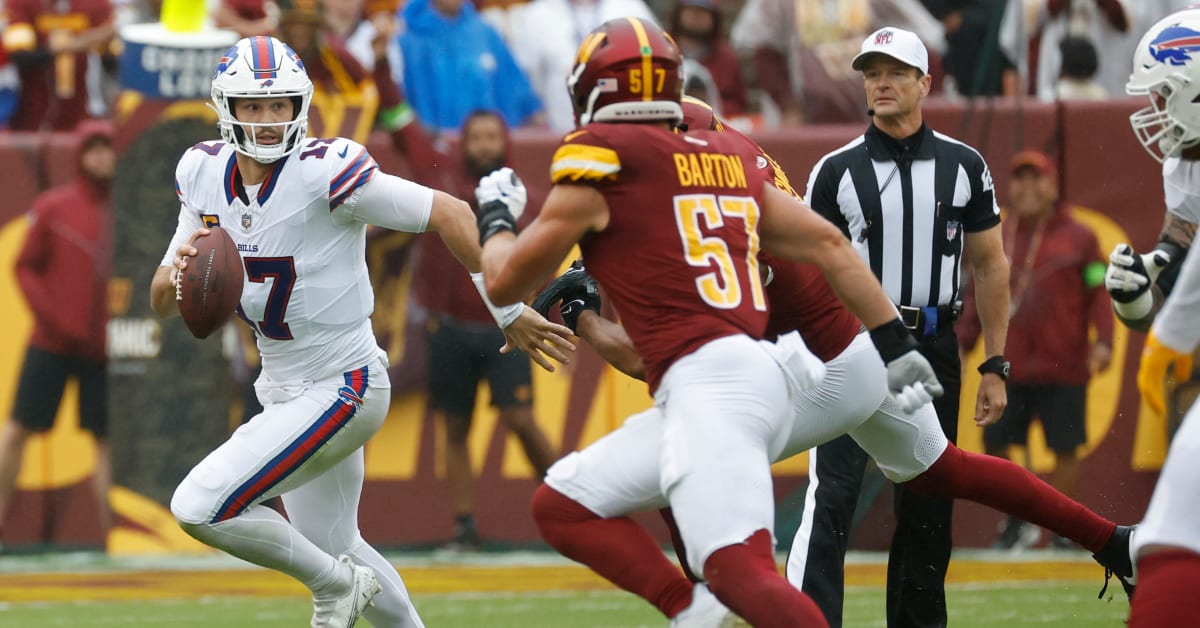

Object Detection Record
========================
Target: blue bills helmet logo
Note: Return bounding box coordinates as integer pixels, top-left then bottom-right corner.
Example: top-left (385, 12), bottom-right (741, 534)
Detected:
top-left (1149, 24), bottom-right (1200, 66)
top-left (214, 45), bottom-right (241, 80)
top-left (287, 48), bottom-right (306, 72)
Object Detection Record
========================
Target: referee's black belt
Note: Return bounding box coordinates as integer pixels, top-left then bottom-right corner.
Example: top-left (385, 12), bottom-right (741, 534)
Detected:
top-left (898, 302), bottom-right (961, 337)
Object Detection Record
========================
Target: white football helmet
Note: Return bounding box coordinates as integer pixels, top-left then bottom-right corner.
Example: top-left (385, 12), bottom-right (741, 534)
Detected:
top-left (210, 36), bottom-right (313, 163)
top-left (1127, 9), bottom-right (1200, 162)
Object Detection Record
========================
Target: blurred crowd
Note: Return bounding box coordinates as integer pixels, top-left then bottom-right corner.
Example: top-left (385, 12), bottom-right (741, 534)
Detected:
top-left (1, 0), bottom-right (1197, 135)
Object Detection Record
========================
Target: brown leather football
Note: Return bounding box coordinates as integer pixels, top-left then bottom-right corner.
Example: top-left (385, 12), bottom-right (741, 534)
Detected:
top-left (178, 227), bottom-right (244, 339)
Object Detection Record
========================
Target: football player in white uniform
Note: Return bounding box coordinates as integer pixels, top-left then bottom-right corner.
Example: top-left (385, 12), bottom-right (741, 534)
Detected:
top-left (1112, 9), bottom-right (1200, 626)
top-left (149, 36), bottom-right (574, 628)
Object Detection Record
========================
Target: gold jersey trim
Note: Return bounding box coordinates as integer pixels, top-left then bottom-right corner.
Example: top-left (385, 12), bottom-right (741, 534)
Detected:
top-left (550, 144), bottom-right (621, 182)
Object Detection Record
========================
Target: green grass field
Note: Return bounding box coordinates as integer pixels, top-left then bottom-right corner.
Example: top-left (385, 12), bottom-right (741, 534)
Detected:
top-left (0, 551), bottom-right (1132, 627)
top-left (0, 584), bottom-right (1130, 627)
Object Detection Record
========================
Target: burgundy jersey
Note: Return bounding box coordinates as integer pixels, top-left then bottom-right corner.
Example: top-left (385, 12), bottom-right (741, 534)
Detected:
top-left (733, 129), bottom-right (860, 363)
top-left (761, 255), bottom-right (860, 362)
top-left (553, 123), bottom-right (772, 392)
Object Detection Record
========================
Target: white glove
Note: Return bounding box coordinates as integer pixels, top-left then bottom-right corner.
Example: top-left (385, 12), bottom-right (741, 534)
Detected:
top-left (893, 382), bottom-right (934, 415)
top-left (886, 351), bottom-right (944, 414)
top-left (1105, 244), bottom-right (1171, 319)
top-left (475, 167), bottom-right (527, 221)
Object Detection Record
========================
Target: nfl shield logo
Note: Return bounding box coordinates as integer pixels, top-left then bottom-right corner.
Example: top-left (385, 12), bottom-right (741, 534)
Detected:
top-left (946, 220), bottom-right (959, 241)
top-left (242, 212), bottom-right (253, 229)
top-left (876, 30), bottom-right (893, 45)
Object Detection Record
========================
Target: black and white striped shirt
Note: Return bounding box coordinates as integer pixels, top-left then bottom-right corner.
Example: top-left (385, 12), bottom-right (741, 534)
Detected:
top-left (805, 124), bottom-right (1000, 308)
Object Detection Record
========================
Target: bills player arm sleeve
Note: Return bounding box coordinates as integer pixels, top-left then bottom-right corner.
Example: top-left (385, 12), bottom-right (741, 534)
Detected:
top-left (1153, 237), bottom-right (1200, 352)
top-left (328, 137), bottom-right (433, 233)
top-left (326, 137), bottom-right (523, 325)
top-left (159, 149), bottom-right (207, 268)
top-left (151, 151), bottom-right (207, 317)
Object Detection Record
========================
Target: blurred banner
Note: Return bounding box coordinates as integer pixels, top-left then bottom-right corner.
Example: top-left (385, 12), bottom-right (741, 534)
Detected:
top-left (0, 97), bottom-right (1173, 553)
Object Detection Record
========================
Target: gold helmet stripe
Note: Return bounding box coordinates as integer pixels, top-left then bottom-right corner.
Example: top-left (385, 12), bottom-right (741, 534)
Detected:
top-left (576, 31), bottom-right (605, 64)
top-left (627, 17), bottom-right (654, 101)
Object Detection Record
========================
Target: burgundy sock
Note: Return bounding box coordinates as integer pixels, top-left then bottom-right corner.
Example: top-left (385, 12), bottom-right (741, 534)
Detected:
top-left (530, 485), bottom-right (693, 618)
top-left (905, 444), bottom-right (1115, 552)
top-left (1129, 550), bottom-right (1200, 627)
top-left (703, 529), bottom-right (829, 628)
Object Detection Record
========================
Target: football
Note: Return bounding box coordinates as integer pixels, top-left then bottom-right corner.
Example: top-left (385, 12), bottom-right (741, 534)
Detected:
top-left (178, 226), bottom-right (244, 339)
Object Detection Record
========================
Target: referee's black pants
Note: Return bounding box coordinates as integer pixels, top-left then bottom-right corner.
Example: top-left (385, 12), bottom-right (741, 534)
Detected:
top-left (791, 328), bottom-right (962, 628)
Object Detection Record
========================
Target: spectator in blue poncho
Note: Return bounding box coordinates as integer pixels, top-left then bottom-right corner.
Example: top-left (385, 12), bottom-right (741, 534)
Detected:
top-left (398, 0), bottom-right (544, 132)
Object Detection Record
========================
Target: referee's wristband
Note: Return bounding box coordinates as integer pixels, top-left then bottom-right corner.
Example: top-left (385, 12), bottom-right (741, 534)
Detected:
top-left (869, 318), bottom-right (919, 363)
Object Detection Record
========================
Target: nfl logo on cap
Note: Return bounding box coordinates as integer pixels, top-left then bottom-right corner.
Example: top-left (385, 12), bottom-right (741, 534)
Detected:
top-left (851, 26), bottom-right (930, 75)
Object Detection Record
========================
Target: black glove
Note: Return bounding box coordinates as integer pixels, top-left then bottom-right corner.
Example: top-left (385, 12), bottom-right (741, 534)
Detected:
top-left (476, 200), bottom-right (517, 246)
top-left (532, 260), bottom-right (601, 334)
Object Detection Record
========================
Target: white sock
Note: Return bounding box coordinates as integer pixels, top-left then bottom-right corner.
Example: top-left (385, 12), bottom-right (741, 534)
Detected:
top-left (310, 557), bottom-right (354, 602)
top-left (181, 504), bottom-right (343, 594)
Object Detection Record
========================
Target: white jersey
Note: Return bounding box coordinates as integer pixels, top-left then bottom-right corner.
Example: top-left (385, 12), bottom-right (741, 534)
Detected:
top-left (162, 136), bottom-right (433, 383)
top-left (1162, 156), bottom-right (1200, 224)
top-left (1155, 157), bottom-right (1200, 352)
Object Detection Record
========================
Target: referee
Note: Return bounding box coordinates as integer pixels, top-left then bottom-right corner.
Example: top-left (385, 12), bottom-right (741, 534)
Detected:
top-left (789, 27), bottom-right (1011, 628)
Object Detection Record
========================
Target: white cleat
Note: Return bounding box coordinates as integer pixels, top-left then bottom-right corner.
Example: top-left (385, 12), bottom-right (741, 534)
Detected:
top-left (670, 583), bottom-right (743, 628)
top-left (312, 555), bottom-right (382, 628)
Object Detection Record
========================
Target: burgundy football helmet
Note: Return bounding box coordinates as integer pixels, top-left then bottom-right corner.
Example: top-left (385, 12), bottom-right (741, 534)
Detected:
top-left (678, 95), bottom-right (724, 132)
top-left (567, 17), bottom-right (684, 126)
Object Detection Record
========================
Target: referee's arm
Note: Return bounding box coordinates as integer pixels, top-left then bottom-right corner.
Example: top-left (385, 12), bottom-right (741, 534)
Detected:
top-left (965, 225), bottom-right (1009, 362)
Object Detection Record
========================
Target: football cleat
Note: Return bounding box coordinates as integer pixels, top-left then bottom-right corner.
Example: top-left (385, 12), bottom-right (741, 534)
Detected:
top-left (311, 555), bottom-right (382, 628)
top-left (1093, 525), bottom-right (1137, 602)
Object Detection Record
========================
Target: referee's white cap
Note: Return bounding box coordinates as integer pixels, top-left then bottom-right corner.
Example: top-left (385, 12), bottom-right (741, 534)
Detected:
top-left (851, 27), bottom-right (929, 75)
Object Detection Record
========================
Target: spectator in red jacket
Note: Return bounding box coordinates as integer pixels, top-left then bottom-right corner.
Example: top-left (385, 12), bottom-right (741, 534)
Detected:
top-left (0, 120), bottom-right (114, 547)
top-left (959, 149), bottom-right (1114, 550)
top-left (669, 0), bottom-right (748, 118)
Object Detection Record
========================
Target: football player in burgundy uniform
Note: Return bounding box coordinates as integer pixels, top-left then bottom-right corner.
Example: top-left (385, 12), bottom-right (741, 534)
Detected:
top-left (538, 96), bottom-right (1135, 623)
top-left (476, 17), bottom-right (945, 628)
top-left (149, 36), bottom-right (572, 628)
